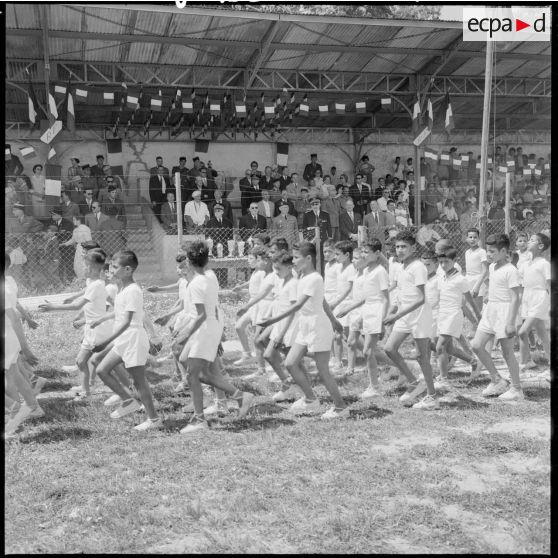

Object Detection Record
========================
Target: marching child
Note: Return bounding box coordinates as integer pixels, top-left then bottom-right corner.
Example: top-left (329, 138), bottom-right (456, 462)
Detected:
top-left (383, 231), bottom-right (435, 409)
top-left (471, 234), bottom-right (523, 401)
top-left (39, 251), bottom-right (112, 401)
top-left (91, 250), bottom-right (162, 430)
top-left (323, 240), bottom-right (342, 370)
top-left (517, 233), bottom-right (550, 374)
top-left (464, 227), bottom-right (489, 318)
top-left (259, 241), bottom-right (348, 419)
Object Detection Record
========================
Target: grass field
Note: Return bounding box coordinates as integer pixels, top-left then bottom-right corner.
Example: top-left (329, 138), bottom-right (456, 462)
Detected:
top-left (5, 292), bottom-right (551, 554)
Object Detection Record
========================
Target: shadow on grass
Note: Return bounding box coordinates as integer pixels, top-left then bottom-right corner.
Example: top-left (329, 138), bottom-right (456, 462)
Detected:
top-left (348, 406), bottom-right (393, 420)
top-left (156, 395), bottom-right (190, 413)
top-left (145, 369), bottom-right (171, 385)
top-left (439, 394), bottom-right (490, 410)
top-left (41, 380), bottom-right (75, 392)
top-left (19, 425), bottom-right (93, 444)
top-left (212, 416), bottom-right (296, 432)
top-left (524, 386), bottom-right (550, 402)
top-left (35, 367), bottom-right (72, 380)
top-left (229, 379), bottom-right (266, 395)
top-left (36, 398), bottom-right (90, 422)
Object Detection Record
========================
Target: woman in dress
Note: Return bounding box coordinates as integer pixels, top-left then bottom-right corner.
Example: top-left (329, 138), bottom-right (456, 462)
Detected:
top-left (60, 215), bottom-right (93, 280)
top-left (29, 164), bottom-right (48, 219)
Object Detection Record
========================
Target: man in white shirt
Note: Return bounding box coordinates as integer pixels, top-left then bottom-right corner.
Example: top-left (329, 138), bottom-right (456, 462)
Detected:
top-left (377, 188), bottom-right (391, 212)
top-left (286, 172), bottom-right (303, 202)
top-left (257, 188), bottom-right (275, 229)
top-left (184, 189), bottom-right (210, 231)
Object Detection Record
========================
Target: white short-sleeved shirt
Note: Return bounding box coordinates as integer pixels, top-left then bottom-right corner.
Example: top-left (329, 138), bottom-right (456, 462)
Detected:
top-left (425, 274), bottom-right (440, 312)
top-left (362, 265), bottom-right (389, 305)
top-left (248, 269), bottom-right (266, 298)
top-left (388, 257), bottom-right (402, 290)
top-left (273, 277), bottom-right (298, 315)
top-left (297, 271), bottom-right (326, 317)
top-left (178, 277), bottom-right (189, 301)
top-left (114, 283), bottom-right (144, 329)
top-left (438, 270), bottom-right (470, 313)
top-left (4, 280), bottom-right (19, 342)
top-left (258, 272), bottom-right (277, 302)
top-left (465, 247), bottom-right (487, 277)
top-left (6, 275), bottom-right (18, 298)
top-left (396, 260), bottom-right (428, 307)
top-left (521, 257), bottom-right (550, 291)
top-left (436, 261), bottom-right (462, 279)
top-left (324, 261), bottom-right (341, 300)
top-left (186, 270), bottom-right (219, 321)
top-left (352, 272), bottom-right (367, 303)
top-left (516, 251), bottom-right (533, 285)
top-left (82, 279), bottom-right (108, 325)
top-left (487, 262), bottom-right (520, 303)
top-left (337, 263), bottom-right (356, 298)
top-left (106, 283), bottom-right (118, 306)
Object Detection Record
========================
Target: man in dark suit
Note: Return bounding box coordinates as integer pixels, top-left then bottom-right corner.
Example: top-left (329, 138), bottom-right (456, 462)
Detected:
top-left (238, 169), bottom-right (253, 214)
top-left (149, 167), bottom-right (171, 221)
top-left (206, 203), bottom-right (233, 286)
top-left (198, 167), bottom-right (216, 203)
top-left (160, 190), bottom-right (179, 234)
top-left (303, 153), bottom-right (323, 185)
top-left (50, 206), bottom-right (75, 284)
top-left (362, 200), bottom-right (386, 241)
top-left (302, 197), bottom-right (331, 273)
top-left (149, 156), bottom-right (170, 179)
top-left (238, 201), bottom-right (267, 241)
top-left (90, 155), bottom-right (106, 192)
top-left (208, 189), bottom-right (233, 222)
top-left (349, 173), bottom-right (371, 218)
top-left (278, 167), bottom-right (291, 191)
top-left (79, 188), bottom-right (96, 216)
top-left (339, 198), bottom-right (362, 242)
top-left (274, 190), bottom-right (297, 218)
top-left (101, 186), bottom-right (127, 228)
top-left (243, 174), bottom-right (263, 212)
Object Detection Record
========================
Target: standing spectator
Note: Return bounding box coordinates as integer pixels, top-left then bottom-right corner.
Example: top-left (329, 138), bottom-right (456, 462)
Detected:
top-left (60, 190), bottom-right (81, 221)
top-left (377, 187), bottom-right (391, 213)
top-left (239, 169), bottom-right (253, 214)
top-left (5, 144), bottom-right (23, 177)
top-left (101, 186), bottom-right (126, 228)
top-left (80, 164), bottom-right (98, 200)
top-left (268, 178), bottom-right (283, 204)
top-left (338, 198), bottom-right (362, 242)
top-left (323, 175), bottom-right (336, 199)
top-left (392, 156), bottom-right (404, 180)
top-left (244, 174), bottom-right (263, 209)
top-left (422, 182), bottom-right (441, 224)
top-left (363, 200), bottom-right (385, 240)
top-left (160, 190), bottom-right (179, 234)
top-left (90, 155), bottom-right (106, 191)
top-left (261, 166), bottom-right (274, 190)
top-left (14, 175), bottom-right (31, 213)
top-left (67, 157), bottom-right (83, 183)
top-left (206, 204), bottom-right (234, 285)
top-left (8, 202), bottom-right (44, 233)
top-left (198, 167), bottom-right (216, 203)
top-left (208, 189), bottom-right (233, 223)
top-left (188, 156), bottom-right (203, 181)
top-left (171, 156), bottom-right (189, 181)
top-left (358, 155), bottom-right (375, 186)
top-left (404, 157), bottom-right (414, 176)
top-left (320, 187), bottom-right (340, 241)
top-left (257, 188), bottom-right (275, 229)
top-left (302, 197), bottom-right (331, 271)
top-left (249, 160), bottom-right (262, 178)
top-left (395, 201), bottom-right (412, 227)
top-left (50, 206), bottom-right (75, 284)
top-left (68, 177), bottom-right (87, 206)
top-left (349, 173), bottom-right (371, 217)
top-left (285, 172), bottom-right (303, 202)
top-left (40, 225), bottom-right (62, 288)
top-left (59, 215), bottom-right (92, 280)
top-left (384, 199), bottom-right (397, 227)
top-left (238, 202), bottom-right (267, 240)
top-left (149, 167), bottom-right (171, 221)
top-left (184, 190), bottom-right (210, 231)
top-left (336, 172), bottom-right (350, 190)
top-left (79, 188), bottom-right (95, 216)
top-left (329, 166), bottom-right (338, 183)
top-left (336, 183), bottom-right (352, 211)
top-left (278, 166), bottom-right (291, 190)
top-left (303, 153), bottom-right (323, 185)
top-left (271, 201), bottom-right (298, 247)
top-left (294, 187), bottom-right (311, 227)
top-left (149, 156), bottom-right (170, 179)
top-left (29, 164), bottom-right (48, 220)
top-left (85, 201), bottom-right (110, 232)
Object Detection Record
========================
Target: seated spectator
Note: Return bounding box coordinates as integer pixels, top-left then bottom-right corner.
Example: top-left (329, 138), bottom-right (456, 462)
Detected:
top-left (80, 188), bottom-right (96, 216)
top-left (431, 218), bottom-right (449, 239)
top-left (80, 164), bottom-right (98, 200)
top-left (274, 189), bottom-right (297, 218)
top-left (522, 185), bottom-right (535, 205)
top-left (257, 188), bottom-right (275, 229)
top-left (271, 201), bottom-right (298, 247)
top-left (184, 190), bottom-right (210, 231)
top-left (268, 178), bottom-right (282, 204)
top-left (377, 187), bottom-right (391, 213)
top-left (60, 190), bottom-right (81, 221)
top-left (238, 202), bottom-right (267, 240)
top-left (9, 202), bottom-right (44, 233)
top-left (278, 166), bottom-right (291, 191)
top-left (67, 157), bottom-right (83, 182)
top-left (101, 186), bottom-right (127, 228)
top-left (395, 201), bottom-right (412, 227)
top-left (160, 190), bottom-right (179, 234)
top-left (209, 189), bottom-right (233, 222)
top-left (323, 174), bottom-right (336, 199)
top-left (416, 223), bottom-right (441, 249)
top-left (206, 203), bottom-right (233, 232)
top-left (239, 168), bottom-right (254, 213)
top-left (249, 160), bottom-right (262, 178)
top-left (442, 198), bottom-right (459, 221)
top-left (336, 173), bottom-right (350, 190)
top-left (532, 181), bottom-right (547, 203)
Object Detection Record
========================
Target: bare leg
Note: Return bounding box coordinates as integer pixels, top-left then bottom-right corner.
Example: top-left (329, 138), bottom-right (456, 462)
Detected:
top-left (333, 332), bottom-right (344, 365)
top-left (415, 337), bottom-right (434, 395)
top-left (76, 348), bottom-right (92, 393)
top-left (384, 330), bottom-right (416, 382)
top-left (96, 350), bottom-right (134, 401)
top-left (471, 331), bottom-right (500, 381)
top-left (363, 334), bottom-right (380, 387)
top-left (7, 363), bottom-right (38, 408)
top-left (314, 351), bottom-right (346, 409)
top-left (533, 320), bottom-right (550, 362)
top-left (347, 330), bottom-right (358, 371)
top-left (285, 344), bottom-right (316, 400)
top-left (436, 335), bottom-right (452, 379)
top-left (235, 314), bottom-right (253, 354)
top-left (128, 365), bottom-right (158, 419)
top-left (499, 337), bottom-right (521, 390)
top-left (263, 343), bottom-right (289, 384)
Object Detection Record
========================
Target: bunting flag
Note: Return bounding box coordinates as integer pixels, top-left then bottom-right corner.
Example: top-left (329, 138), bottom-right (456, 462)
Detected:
top-left (54, 84), bottom-right (67, 99)
top-left (143, 112), bottom-right (152, 135)
top-left (319, 105), bottom-right (328, 115)
top-left (45, 163), bottom-right (62, 196)
top-left (210, 101), bottom-right (221, 115)
top-left (66, 89), bottom-right (75, 133)
top-left (289, 91), bottom-right (296, 104)
top-left (412, 96), bottom-right (420, 135)
top-left (151, 92), bottom-right (163, 112)
top-left (424, 147), bottom-right (438, 161)
top-left (103, 92), bottom-right (115, 105)
top-left (19, 146), bottom-right (36, 159)
top-left (48, 92), bottom-right (58, 120)
top-left (452, 157), bottom-right (462, 169)
top-left (27, 75), bottom-right (38, 126)
top-left (277, 143), bottom-right (289, 166)
top-left (126, 91), bottom-right (139, 110)
top-left (523, 167), bottom-right (532, 176)
top-left (264, 103), bottom-right (275, 117)
top-left (355, 101), bottom-right (367, 114)
top-left (195, 139), bottom-right (210, 153)
top-left (235, 101), bottom-right (247, 117)
top-left (335, 103), bottom-right (345, 114)
top-left (426, 97), bottom-right (433, 131)
top-left (299, 103), bottom-right (309, 116)
top-left (381, 97), bottom-right (392, 110)
top-left (444, 93), bottom-right (455, 133)
top-left (191, 88), bottom-right (196, 100)
top-left (461, 154), bottom-right (470, 163)
top-left (440, 150), bottom-right (450, 166)
top-left (75, 87), bottom-right (88, 102)
top-left (506, 159), bottom-right (515, 169)
top-left (182, 100), bottom-right (194, 114)
top-left (106, 138), bottom-right (124, 178)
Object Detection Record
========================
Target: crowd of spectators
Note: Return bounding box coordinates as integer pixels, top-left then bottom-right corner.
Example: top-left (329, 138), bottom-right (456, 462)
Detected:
top-left (4, 142), bottom-right (551, 288)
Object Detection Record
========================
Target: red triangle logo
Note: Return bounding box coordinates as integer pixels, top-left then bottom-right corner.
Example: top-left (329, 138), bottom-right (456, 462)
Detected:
top-left (516, 18), bottom-right (530, 31)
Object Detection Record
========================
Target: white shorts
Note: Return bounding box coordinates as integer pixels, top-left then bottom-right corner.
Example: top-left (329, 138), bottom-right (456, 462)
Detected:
top-left (392, 303), bottom-right (432, 339)
top-left (81, 322), bottom-right (112, 351)
top-left (466, 275), bottom-right (487, 298)
top-left (437, 309), bottom-right (464, 339)
top-left (255, 299), bottom-right (274, 325)
top-left (112, 326), bottom-right (150, 368)
top-left (348, 309), bottom-right (363, 333)
top-left (4, 330), bottom-right (21, 370)
top-left (270, 317), bottom-right (299, 348)
top-left (294, 314), bottom-right (333, 353)
top-left (477, 301), bottom-right (513, 340)
top-left (362, 302), bottom-right (384, 335)
top-left (187, 319), bottom-right (223, 362)
top-left (430, 309), bottom-right (439, 339)
top-left (173, 311), bottom-right (192, 334)
top-left (521, 289), bottom-right (549, 321)
top-left (336, 300), bottom-right (354, 329)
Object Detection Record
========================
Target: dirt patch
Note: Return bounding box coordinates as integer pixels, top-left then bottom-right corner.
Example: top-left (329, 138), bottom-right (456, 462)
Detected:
top-left (148, 534), bottom-right (208, 553)
top-left (450, 461), bottom-right (507, 494)
top-left (374, 434), bottom-right (443, 455)
top-left (497, 452), bottom-right (550, 475)
top-left (485, 417), bottom-right (550, 439)
top-left (385, 536), bottom-right (432, 554)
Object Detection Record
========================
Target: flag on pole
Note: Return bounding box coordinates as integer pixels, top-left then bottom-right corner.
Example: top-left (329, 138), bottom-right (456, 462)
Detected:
top-left (127, 92), bottom-right (139, 110)
top-left (355, 101), bottom-right (367, 114)
top-left (276, 143), bottom-right (289, 167)
top-left (47, 147), bottom-right (57, 161)
top-left (103, 92), bottom-right (115, 105)
top-left (106, 138), bottom-right (124, 177)
top-left (235, 101), bottom-right (246, 117)
top-left (27, 77), bottom-right (38, 125)
top-left (45, 163), bottom-right (62, 196)
top-left (299, 103), bottom-right (309, 116)
top-left (444, 93), bottom-right (455, 133)
top-left (66, 89), bottom-right (75, 133)
top-left (75, 87), bottom-right (88, 102)
top-left (264, 103), bottom-right (275, 117)
top-left (19, 146), bottom-right (36, 159)
top-left (54, 84), bottom-right (67, 99)
top-left (182, 100), bottom-right (194, 114)
top-left (335, 103), bottom-right (345, 114)
top-left (412, 97), bottom-right (420, 135)
top-left (426, 97), bottom-right (433, 131)
top-left (424, 147), bottom-right (438, 161)
top-left (319, 105), bottom-right (328, 115)
top-left (381, 97), bottom-right (392, 110)
top-left (151, 94), bottom-right (163, 112)
top-left (440, 151), bottom-right (450, 166)
top-left (210, 101), bottom-right (221, 115)
top-left (48, 92), bottom-right (58, 120)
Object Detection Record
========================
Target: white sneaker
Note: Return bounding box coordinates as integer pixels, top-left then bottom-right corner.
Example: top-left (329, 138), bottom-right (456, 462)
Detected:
top-left (104, 394), bottom-right (122, 407)
top-left (204, 400), bottom-right (230, 416)
top-left (481, 378), bottom-right (509, 397)
top-left (498, 387), bottom-right (524, 401)
top-left (62, 364), bottom-right (79, 373)
top-left (272, 385), bottom-right (299, 402)
top-left (433, 377), bottom-right (452, 392)
top-left (29, 405), bottom-right (45, 419)
top-left (110, 399), bottom-right (142, 419)
top-left (359, 386), bottom-right (381, 400)
top-left (180, 418), bottom-right (209, 434)
top-left (520, 360), bottom-right (537, 371)
top-left (412, 394), bottom-right (440, 410)
top-left (399, 379), bottom-right (427, 406)
top-left (32, 377), bottom-right (48, 395)
top-left (134, 417), bottom-right (163, 431)
top-left (5, 404), bottom-right (34, 435)
top-left (321, 406), bottom-right (350, 420)
top-left (237, 392), bottom-right (255, 418)
top-left (289, 397), bottom-right (321, 415)
top-left (233, 354), bottom-right (254, 366)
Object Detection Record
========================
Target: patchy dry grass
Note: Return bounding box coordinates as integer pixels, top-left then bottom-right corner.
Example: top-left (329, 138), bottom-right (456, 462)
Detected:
top-left (5, 293), bottom-right (550, 554)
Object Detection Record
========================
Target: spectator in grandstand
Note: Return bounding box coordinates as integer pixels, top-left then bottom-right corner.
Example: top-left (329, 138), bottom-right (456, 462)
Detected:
top-left (188, 156), bottom-right (203, 181)
top-left (363, 200), bottom-right (385, 241)
top-left (336, 172), bottom-right (350, 191)
top-left (349, 173), bottom-right (371, 218)
top-left (271, 201), bottom-right (298, 247)
top-left (442, 198), bottom-right (459, 222)
top-left (160, 190), bottom-right (179, 234)
top-left (267, 178), bottom-right (282, 204)
top-left (50, 206), bottom-right (75, 284)
top-left (488, 200), bottom-right (505, 220)
top-left (294, 187), bottom-right (311, 227)
top-left (239, 168), bottom-right (254, 214)
top-left (206, 203), bottom-right (234, 284)
top-left (303, 153), bottom-right (323, 185)
top-left (303, 197), bottom-right (331, 241)
top-left (261, 166), bottom-right (274, 190)
top-left (383, 199), bottom-right (397, 228)
top-left (238, 202), bottom-right (267, 241)
top-left (79, 164), bottom-right (97, 199)
top-left (313, 168), bottom-right (325, 192)
top-left (307, 178), bottom-right (320, 201)
top-left (274, 189), bottom-right (297, 217)
top-left (320, 186), bottom-right (340, 242)
top-left (257, 188), bottom-right (275, 229)
top-left (339, 196), bottom-right (362, 242)
top-left (249, 160), bottom-right (262, 178)
top-left (80, 188), bottom-right (95, 216)
top-left (459, 200), bottom-right (476, 232)
top-left (208, 189), bottom-right (233, 222)
top-left (329, 165), bottom-right (338, 183)
top-left (377, 187), bottom-right (391, 213)
top-left (421, 182), bottom-right (441, 224)
top-left (184, 189), bottom-right (210, 232)
top-left (278, 166), bottom-right (291, 190)
top-left (149, 155), bottom-right (170, 179)
top-left (244, 174), bottom-right (264, 209)
top-left (357, 154), bottom-right (375, 186)
top-left (27, 164), bottom-right (47, 220)
top-left (5, 144), bottom-right (23, 177)
top-left (67, 157), bottom-right (83, 182)
top-left (9, 202), bottom-right (44, 233)
top-left (392, 156), bottom-right (404, 180)
top-left (171, 156), bottom-right (189, 182)
top-left (101, 185), bottom-right (127, 228)
top-left (336, 183), bottom-right (352, 211)
top-left (59, 215), bottom-right (92, 280)
top-left (323, 175), bottom-right (336, 199)
top-left (39, 225), bottom-right (62, 287)
top-left (404, 157), bottom-right (414, 176)
top-left (60, 190), bottom-right (81, 221)
top-left (90, 155), bottom-right (106, 190)
top-left (199, 167), bottom-right (216, 203)
top-left (416, 222), bottom-right (441, 249)
top-left (149, 166), bottom-right (171, 221)
top-left (285, 172), bottom-right (304, 202)
top-left (395, 201), bottom-right (412, 227)
top-left (85, 201), bottom-right (110, 231)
